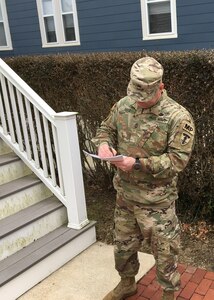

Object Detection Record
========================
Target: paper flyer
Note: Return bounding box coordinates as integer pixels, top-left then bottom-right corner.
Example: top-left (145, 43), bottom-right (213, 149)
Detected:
top-left (83, 150), bottom-right (123, 162)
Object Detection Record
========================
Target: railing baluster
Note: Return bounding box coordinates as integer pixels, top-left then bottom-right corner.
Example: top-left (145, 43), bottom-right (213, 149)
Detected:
top-left (25, 98), bottom-right (40, 168)
top-left (8, 82), bottom-right (24, 152)
top-left (16, 90), bottom-right (32, 160)
top-left (34, 107), bottom-right (48, 177)
top-left (0, 58), bottom-right (89, 229)
top-left (43, 116), bottom-right (57, 186)
top-left (52, 123), bottom-right (64, 195)
top-left (0, 74), bottom-right (16, 143)
top-left (0, 92), bottom-right (8, 135)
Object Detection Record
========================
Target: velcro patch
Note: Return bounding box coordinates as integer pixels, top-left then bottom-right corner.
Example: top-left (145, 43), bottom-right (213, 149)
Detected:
top-left (181, 132), bottom-right (191, 145)
top-left (183, 122), bottom-right (194, 135)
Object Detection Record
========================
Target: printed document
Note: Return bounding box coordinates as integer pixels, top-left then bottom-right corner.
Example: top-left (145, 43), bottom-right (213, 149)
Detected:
top-left (83, 150), bottom-right (123, 162)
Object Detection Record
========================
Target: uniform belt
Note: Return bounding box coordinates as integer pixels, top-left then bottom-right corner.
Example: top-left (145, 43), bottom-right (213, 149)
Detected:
top-left (120, 177), bottom-right (172, 186)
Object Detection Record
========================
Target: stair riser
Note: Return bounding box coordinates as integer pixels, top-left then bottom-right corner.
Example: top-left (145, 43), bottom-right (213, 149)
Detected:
top-left (0, 160), bottom-right (32, 185)
top-left (0, 184), bottom-right (53, 220)
top-left (0, 207), bottom-right (67, 261)
top-left (0, 226), bottom-right (96, 300)
top-left (0, 139), bottom-right (12, 155)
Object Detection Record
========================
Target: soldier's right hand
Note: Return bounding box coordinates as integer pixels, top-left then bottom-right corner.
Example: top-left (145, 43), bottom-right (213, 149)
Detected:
top-left (98, 143), bottom-right (117, 158)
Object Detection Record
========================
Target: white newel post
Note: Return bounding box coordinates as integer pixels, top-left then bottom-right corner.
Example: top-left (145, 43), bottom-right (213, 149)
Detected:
top-left (54, 112), bottom-right (89, 229)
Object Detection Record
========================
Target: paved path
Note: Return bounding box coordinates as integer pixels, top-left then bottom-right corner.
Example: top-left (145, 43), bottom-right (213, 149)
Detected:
top-left (18, 242), bottom-right (155, 300)
top-left (126, 264), bottom-right (214, 300)
top-left (18, 242), bottom-right (214, 300)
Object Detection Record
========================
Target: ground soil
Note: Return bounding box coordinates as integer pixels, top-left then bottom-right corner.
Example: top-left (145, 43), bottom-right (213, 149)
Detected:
top-left (86, 186), bottom-right (214, 272)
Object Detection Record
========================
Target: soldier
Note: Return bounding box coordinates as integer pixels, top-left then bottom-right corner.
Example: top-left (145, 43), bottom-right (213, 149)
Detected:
top-left (92, 57), bottom-right (195, 300)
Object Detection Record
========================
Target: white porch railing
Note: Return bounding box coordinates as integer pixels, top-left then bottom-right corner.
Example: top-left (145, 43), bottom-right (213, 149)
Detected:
top-left (0, 58), bottom-right (89, 229)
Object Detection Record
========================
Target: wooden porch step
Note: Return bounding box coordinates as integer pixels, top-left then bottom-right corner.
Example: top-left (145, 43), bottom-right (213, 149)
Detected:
top-left (0, 196), bottom-right (67, 261)
top-left (0, 152), bottom-right (31, 185)
top-left (0, 196), bottom-right (63, 239)
top-left (0, 221), bottom-right (96, 294)
top-left (0, 174), bottom-right (40, 200)
top-left (0, 174), bottom-right (53, 220)
top-left (0, 138), bottom-right (13, 155)
top-left (0, 152), bottom-right (19, 166)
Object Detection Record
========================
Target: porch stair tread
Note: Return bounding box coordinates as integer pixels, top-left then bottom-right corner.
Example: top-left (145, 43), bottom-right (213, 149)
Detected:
top-left (0, 196), bottom-right (62, 238)
top-left (0, 221), bottom-right (96, 287)
top-left (0, 152), bottom-right (19, 166)
top-left (0, 174), bottom-right (41, 200)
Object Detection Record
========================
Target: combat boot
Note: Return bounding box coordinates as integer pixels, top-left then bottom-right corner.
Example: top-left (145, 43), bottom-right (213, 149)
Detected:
top-left (162, 290), bottom-right (175, 300)
top-left (103, 277), bottom-right (137, 300)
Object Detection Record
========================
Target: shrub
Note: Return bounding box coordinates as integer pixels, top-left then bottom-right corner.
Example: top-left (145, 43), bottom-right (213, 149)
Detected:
top-left (5, 50), bottom-right (214, 221)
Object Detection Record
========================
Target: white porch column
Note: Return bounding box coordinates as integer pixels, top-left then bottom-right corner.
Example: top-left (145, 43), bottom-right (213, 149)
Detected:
top-left (54, 112), bottom-right (89, 229)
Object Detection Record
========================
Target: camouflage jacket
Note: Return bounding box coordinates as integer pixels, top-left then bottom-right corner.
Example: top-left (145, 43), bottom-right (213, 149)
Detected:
top-left (92, 90), bottom-right (195, 207)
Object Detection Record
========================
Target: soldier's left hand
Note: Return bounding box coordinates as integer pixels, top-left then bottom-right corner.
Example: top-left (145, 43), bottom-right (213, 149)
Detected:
top-left (111, 156), bottom-right (135, 172)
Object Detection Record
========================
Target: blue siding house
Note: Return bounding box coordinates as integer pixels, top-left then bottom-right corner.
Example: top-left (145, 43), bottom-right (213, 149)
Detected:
top-left (1, 0), bottom-right (214, 58)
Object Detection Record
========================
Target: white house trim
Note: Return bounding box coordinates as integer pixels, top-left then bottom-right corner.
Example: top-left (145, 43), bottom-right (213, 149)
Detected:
top-left (0, 0), bottom-right (12, 51)
top-left (141, 0), bottom-right (178, 40)
top-left (36, 0), bottom-right (80, 48)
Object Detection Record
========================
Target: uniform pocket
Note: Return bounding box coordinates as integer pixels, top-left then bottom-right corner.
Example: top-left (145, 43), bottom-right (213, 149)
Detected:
top-left (142, 124), bottom-right (168, 154)
top-left (138, 124), bottom-right (157, 148)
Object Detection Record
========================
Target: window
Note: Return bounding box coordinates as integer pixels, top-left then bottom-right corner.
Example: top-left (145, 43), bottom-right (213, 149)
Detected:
top-left (36, 0), bottom-right (80, 47)
top-left (0, 0), bottom-right (12, 50)
top-left (141, 0), bottom-right (177, 40)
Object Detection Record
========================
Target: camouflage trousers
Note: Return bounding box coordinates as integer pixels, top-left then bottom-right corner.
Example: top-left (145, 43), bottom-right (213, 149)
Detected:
top-left (114, 194), bottom-right (181, 291)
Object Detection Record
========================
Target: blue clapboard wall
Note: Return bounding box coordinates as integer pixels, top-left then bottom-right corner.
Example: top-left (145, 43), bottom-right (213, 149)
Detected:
top-left (1, 0), bottom-right (214, 57)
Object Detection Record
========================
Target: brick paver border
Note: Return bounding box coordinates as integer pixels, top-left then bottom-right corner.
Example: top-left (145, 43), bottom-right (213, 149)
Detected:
top-left (126, 264), bottom-right (214, 300)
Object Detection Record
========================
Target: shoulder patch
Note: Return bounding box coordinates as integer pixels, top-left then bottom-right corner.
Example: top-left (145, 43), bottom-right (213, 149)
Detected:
top-left (183, 122), bottom-right (194, 135)
top-left (170, 118), bottom-right (195, 151)
top-left (180, 132), bottom-right (191, 145)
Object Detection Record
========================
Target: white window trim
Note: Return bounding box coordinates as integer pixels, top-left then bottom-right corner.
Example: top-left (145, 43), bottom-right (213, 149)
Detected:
top-left (141, 0), bottom-right (177, 40)
top-left (0, 0), bottom-right (12, 51)
top-left (36, 0), bottom-right (80, 48)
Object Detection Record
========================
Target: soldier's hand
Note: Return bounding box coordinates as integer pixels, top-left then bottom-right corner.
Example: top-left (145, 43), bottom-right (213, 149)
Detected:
top-left (98, 143), bottom-right (117, 158)
top-left (111, 156), bottom-right (135, 172)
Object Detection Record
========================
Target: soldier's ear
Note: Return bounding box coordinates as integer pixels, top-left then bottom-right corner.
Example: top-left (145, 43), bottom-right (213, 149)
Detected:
top-left (160, 82), bottom-right (164, 91)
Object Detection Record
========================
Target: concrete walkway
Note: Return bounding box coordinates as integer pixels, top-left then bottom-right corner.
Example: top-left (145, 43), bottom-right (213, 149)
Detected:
top-left (18, 242), bottom-right (155, 300)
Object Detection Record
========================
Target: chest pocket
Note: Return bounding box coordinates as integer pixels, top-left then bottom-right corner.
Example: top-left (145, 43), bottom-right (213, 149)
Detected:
top-left (136, 124), bottom-right (157, 145)
top-left (138, 123), bottom-right (168, 155)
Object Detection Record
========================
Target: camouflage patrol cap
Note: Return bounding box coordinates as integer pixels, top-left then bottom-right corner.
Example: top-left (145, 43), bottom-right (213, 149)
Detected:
top-left (127, 57), bottom-right (164, 102)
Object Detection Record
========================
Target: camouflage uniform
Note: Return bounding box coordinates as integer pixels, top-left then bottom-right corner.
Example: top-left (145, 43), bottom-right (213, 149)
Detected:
top-left (92, 57), bottom-right (195, 292)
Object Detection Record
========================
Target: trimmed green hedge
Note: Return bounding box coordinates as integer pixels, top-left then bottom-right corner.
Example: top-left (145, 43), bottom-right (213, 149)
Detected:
top-left (4, 50), bottom-right (214, 221)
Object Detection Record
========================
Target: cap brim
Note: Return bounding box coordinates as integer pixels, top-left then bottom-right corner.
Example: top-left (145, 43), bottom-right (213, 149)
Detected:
top-left (127, 81), bottom-right (157, 102)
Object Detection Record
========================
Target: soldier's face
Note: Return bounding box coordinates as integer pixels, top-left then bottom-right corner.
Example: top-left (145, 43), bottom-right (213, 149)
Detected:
top-left (137, 83), bottom-right (164, 108)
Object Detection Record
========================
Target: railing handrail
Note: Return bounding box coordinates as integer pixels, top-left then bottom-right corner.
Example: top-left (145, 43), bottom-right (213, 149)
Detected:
top-left (0, 58), bottom-right (55, 123)
top-left (0, 58), bottom-right (89, 229)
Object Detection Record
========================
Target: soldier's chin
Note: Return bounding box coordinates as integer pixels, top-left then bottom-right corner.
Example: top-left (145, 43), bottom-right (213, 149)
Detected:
top-left (137, 96), bottom-right (152, 103)
top-left (129, 94), bottom-right (150, 102)
top-left (137, 96), bottom-right (158, 108)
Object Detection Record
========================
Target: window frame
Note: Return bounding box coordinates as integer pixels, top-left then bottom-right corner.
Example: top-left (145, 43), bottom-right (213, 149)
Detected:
top-left (0, 0), bottom-right (12, 51)
top-left (140, 0), bottom-right (177, 40)
top-left (36, 0), bottom-right (80, 48)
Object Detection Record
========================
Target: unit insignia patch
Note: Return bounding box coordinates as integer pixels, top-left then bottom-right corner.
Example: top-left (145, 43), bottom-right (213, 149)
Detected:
top-left (181, 132), bottom-right (191, 145)
top-left (183, 123), bottom-right (194, 135)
